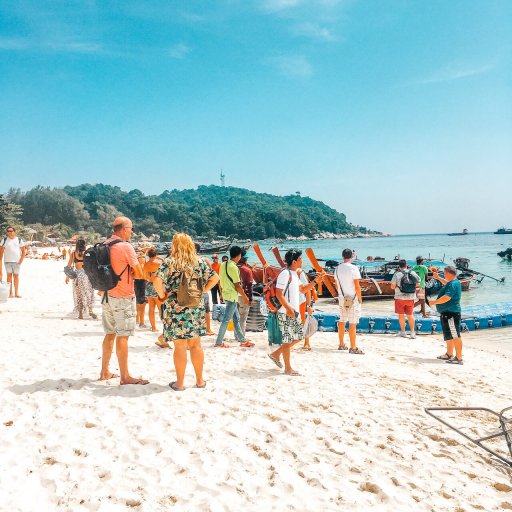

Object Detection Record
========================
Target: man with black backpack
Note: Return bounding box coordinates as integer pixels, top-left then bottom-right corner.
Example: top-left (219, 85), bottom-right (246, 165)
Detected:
top-left (92, 217), bottom-right (149, 385)
top-left (390, 259), bottom-right (420, 338)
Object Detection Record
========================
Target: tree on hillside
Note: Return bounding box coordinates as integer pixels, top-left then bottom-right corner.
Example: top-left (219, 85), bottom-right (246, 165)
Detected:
top-left (0, 194), bottom-right (23, 231)
top-left (19, 187), bottom-right (90, 229)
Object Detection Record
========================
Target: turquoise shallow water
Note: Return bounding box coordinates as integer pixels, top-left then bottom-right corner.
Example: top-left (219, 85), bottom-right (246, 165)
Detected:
top-left (246, 233), bottom-right (512, 306)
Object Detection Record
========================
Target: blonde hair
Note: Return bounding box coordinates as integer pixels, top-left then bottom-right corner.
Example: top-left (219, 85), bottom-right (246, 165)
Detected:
top-left (168, 233), bottom-right (198, 270)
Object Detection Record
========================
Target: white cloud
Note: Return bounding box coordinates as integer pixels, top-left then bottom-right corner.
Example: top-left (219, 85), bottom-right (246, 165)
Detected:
top-left (168, 43), bottom-right (191, 59)
top-left (0, 36), bottom-right (105, 54)
top-left (46, 41), bottom-right (104, 54)
top-left (269, 55), bottom-right (313, 78)
top-left (261, 0), bottom-right (302, 13)
top-left (0, 38), bottom-right (29, 50)
top-left (293, 22), bottom-right (337, 41)
top-left (416, 62), bottom-right (496, 85)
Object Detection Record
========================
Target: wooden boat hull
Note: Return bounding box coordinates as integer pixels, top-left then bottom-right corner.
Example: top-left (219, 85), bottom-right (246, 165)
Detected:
top-left (252, 265), bottom-right (282, 284)
top-left (315, 273), bottom-right (474, 299)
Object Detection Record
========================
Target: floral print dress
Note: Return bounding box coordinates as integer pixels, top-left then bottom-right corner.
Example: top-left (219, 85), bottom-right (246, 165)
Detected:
top-left (156, 258), bottom-right (215, 341)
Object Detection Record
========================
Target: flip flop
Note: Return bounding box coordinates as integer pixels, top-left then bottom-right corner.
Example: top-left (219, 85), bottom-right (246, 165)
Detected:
top-left (268, 354), bottom-right (283, 368)
top-left (349, 347), bottom-right (365, 355)
top-left (284, 370), bottom-right (301, 376)
top-left (239, 341), bottom-right (255, 347)
top-left (194, 381), bottom-right (207, 389)
top-left (169, 381), bottom-right (185, 391)
top-left (337, 345), bottom-right (348, 351)
top-left (437, 353), bottom-right (453, 360)
top-left (302, 346), bottom-right (311, 351)
top-left (214, 343), bottom-right (231, 348)
top-left (155, 341), bottom-right (170, 349)
top-left (121, 378), bottom-right (149, 385)
top-left (90, 312), bottom-right (98, 319)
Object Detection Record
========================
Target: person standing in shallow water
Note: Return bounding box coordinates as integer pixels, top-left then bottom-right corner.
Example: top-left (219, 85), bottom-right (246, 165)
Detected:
top-left (153, 233), bottom-right (219, 391)
top-left (65, 239), bottom-right (96, 320)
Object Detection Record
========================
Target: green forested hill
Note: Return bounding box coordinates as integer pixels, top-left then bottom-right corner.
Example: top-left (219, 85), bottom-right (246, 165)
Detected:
top-left (3, 184), bottom-right (374, 240)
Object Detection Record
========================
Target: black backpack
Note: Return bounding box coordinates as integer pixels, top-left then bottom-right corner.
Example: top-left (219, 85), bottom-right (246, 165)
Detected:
top-left (398, 270), bottom-right (418, 294)
top-left (83, 239), bottom-right (129, 292)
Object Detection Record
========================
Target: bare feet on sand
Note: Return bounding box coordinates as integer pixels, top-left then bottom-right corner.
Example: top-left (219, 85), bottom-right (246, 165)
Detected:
top-left (98, 372), bottom-right (119, 381)
top-left (120, 376), bottom-right (149, 385)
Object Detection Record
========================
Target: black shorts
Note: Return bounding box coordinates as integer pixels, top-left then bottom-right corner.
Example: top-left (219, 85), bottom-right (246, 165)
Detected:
top-left (134, 279), bottom-right (147, 305)
top-left (440, 312), bottom-right (461, 341)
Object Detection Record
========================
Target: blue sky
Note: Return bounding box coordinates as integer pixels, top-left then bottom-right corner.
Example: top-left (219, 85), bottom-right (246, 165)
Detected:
top-left (1, 0), bottom-right (511, 234)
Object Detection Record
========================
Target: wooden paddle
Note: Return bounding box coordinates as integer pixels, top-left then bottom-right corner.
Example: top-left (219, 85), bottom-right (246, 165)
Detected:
top-left (271, 246), bottom-right (286, 267)
top-left (253, 244), bottom-right (269, 267)
top-left (305, 247), bottom-right (338, 297)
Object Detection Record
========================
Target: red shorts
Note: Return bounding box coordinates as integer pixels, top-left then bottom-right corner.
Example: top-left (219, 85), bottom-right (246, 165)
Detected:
top-left (395, 299), bottom-right (414, 315)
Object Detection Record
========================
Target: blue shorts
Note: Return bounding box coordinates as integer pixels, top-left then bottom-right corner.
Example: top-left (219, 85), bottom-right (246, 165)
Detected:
top-left (4, 262), bottom-right (20, 275)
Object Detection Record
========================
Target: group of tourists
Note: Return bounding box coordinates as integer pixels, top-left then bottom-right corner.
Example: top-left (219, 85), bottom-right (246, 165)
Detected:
top-left (1, 219), bottom-right (465, 389)
top-left (336, 252), bottom-right (464, 365)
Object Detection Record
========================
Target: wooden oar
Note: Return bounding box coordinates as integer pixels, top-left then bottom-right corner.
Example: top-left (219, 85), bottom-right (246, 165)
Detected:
top-left (305, 247), bottom-right (338, 297)
top-left (271, 246), bottom-right (286, 267)
top-left (272, 246), bottom-right (319, 301)
top-left (253, 244), bottom-right (269, 267)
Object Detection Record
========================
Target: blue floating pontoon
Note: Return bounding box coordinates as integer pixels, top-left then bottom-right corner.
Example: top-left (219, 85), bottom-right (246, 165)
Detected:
top-left (312, 301), bottom-right (512, 334)
top-left (213, 301), bottom-right (512, 334)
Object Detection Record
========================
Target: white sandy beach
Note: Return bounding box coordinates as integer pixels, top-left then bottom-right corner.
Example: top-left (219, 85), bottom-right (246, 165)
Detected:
top-left (1, 259), bottom-right (512, 511)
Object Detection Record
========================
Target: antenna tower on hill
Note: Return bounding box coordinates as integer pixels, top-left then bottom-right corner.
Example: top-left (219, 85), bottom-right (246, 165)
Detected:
top-left (220, 169), bottom-right (225, 187)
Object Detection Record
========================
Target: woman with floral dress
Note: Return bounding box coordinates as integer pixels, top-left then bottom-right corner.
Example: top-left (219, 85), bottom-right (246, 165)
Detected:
top-left (154, 233), bottom-right (219, 391)
top-left (65, 239), bottom-right (96, 319)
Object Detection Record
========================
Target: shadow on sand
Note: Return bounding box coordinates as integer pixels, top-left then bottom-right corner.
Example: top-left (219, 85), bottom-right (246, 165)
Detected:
top-left (8, 378), bottom-right (171, 397)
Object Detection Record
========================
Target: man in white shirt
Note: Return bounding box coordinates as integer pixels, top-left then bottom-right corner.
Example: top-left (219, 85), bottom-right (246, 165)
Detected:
top-left (268, 249), bottom-right (320, 375)
top-left (0, 226), bottom-right (26, 298)
top-left (334, 248), bottom-right (364, 354)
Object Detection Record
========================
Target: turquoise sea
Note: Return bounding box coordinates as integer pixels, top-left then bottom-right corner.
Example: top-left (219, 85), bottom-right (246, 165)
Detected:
top-left (247, 233), bottom-right (512, 306)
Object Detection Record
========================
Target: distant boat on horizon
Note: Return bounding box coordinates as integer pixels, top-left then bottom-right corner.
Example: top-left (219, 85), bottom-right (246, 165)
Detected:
top-left (494, 227), bottom-right (512, 235)
top-left (447, 228), bottom-right (469, 236)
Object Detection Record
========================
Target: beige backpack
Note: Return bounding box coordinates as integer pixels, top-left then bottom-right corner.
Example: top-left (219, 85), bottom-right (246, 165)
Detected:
top-left (176, 266), bottom-right (204, 308)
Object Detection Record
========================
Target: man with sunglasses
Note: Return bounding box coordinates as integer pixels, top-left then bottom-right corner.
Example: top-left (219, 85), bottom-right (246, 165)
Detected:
top-left (0, 226), bottom-right (26, 298)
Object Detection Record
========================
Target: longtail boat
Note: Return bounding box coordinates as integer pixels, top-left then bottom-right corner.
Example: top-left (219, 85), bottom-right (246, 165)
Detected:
top-left (304, 249), bottom-right (475, 299)
top-left (252, 244), bottom-right (282, 284)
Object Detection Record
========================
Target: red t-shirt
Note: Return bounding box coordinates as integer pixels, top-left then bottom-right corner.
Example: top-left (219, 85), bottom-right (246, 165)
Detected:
top-left (238, 264), bottom-right (254, 301)
top-left (104, 235), bottom-right (139, 298)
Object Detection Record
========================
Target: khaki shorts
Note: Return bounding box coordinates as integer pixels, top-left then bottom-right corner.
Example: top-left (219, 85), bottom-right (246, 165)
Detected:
top-left (416, 287), bottom-right (426, 300)
top-left (338, 297), bottom-right (361, 324)
top-left (102, 296), bottom-right (136, 336)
